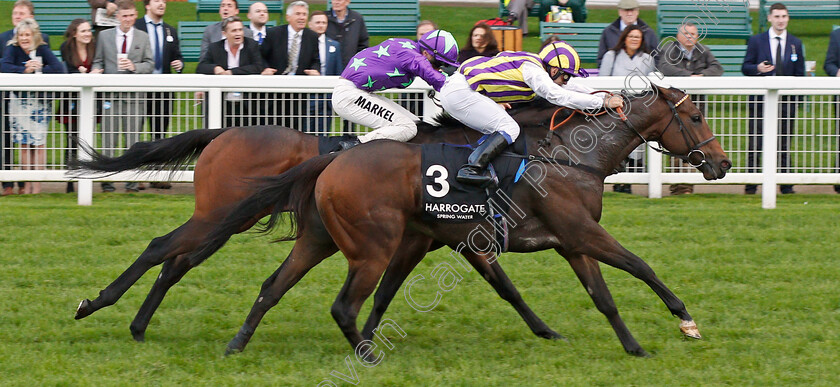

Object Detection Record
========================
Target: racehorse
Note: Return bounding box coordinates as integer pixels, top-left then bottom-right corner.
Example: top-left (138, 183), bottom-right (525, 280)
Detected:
top-left (71, 109), bottom-right (566, 343)
top-left (190, 85), bottom-right (731, 357)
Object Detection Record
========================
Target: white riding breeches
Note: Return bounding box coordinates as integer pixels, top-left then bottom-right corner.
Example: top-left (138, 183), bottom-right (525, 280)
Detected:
top-left (332, 79), bottom-right (419, 143)
top-left (439, 73), bottom-right (520, 143)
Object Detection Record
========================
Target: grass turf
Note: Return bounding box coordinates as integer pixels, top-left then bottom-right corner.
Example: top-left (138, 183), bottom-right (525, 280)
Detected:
top-left (0, 192), bottom-right (838, 385)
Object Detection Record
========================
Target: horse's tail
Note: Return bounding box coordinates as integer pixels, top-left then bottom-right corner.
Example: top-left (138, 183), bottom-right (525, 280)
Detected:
top-left (68, 128), bottom-right (231, 176)
top-left (187, 152), bottom-right (340, 267)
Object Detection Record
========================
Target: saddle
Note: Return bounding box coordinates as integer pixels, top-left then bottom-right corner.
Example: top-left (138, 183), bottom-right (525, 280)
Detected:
top-left (318, 134), bottom-right (360, 155)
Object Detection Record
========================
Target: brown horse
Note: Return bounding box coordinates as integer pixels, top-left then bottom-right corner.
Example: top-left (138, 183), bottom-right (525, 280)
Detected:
top-left (191, 85), bottom-right (732, 357)
top-left (71, 108), bottom-right (566, 342)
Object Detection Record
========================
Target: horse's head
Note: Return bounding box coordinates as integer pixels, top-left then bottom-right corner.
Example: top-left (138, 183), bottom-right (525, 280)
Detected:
top-left (639, 85), bottom-right (731, 180)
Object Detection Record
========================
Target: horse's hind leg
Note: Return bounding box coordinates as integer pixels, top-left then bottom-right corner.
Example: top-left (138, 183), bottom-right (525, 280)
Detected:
top-left (461, 251), bottom-right (564, 340)
top-left (360, 234), bottom-right (433, 340)
top-left (226, 236), bottom-right (337, 355)
top-left (75, 223), bottom-right (191, 320)
top-left (331, 256), bottom-right (392, 353)
top-left (562, 251), bottom-right (647, 357)
top-left (129, 254), bottom-right (192, 342)
top-left (360, 241), bottom-right (562, 342)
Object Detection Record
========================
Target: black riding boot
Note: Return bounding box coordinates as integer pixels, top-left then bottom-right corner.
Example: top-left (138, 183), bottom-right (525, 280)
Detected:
top-left (456, 132), bottom-right (510, 186)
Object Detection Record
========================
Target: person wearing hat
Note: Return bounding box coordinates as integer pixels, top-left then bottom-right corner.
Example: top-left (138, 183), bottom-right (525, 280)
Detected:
top-left (439, 41), bottom-right (625, 186)
top-left (596, 0), bottom-right (658, 67)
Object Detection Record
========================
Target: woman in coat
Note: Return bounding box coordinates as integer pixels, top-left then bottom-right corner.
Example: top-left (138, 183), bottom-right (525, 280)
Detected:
top-left (598, 24), bottom-right (654, 194)
top-left (0, 18), bottom-right (66, 194)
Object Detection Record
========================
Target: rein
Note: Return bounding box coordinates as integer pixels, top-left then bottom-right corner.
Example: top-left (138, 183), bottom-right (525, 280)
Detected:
top-left (532, 89), bottom-right (716, 175)
top-left (547, 90), bottom-right (613, 132)
top-left (617, 93), bottom-right (716, 167)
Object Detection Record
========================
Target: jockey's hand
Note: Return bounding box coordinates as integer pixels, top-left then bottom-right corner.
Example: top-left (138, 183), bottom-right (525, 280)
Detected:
top-left (498, 102), bottom-right (512, 110)
top-left (604, 94), bottom-right (623, 109)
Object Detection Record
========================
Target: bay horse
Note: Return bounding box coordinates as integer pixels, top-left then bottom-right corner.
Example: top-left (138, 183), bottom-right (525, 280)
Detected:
top-left (190, 85), bottom-right (731, 357)
top-left (72, 107), bottom-right (569, 343)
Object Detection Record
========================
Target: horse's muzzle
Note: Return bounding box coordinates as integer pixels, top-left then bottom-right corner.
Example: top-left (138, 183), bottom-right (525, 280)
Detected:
top-left (701, 157), bottom-right (731, 180)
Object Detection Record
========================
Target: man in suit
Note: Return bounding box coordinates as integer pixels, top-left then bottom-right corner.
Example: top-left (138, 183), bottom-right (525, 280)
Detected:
top-left (307, 10), bottom-right (342, 135)
top-left (197, 16), bottom-right (264, 75)
top-left (741, 2), bottom-right (805, 195)
top-left (260, 1), bottom-right (319, 76)
top-left (259, 1), bottom-right (320, 128)
top-left (135, 0), bottom-right (183, 189)
top-left (310, 11), bottom-right (342, 76)
top-left (92, 0), bottom-right (154, 192)
top-left (197, 16), bottom-right (265, 128)
top-left (248, 2), bottom-right (269, 45)
top-left (1, 0), bottom-right (50, 195)
top-left (825, 27), bottom-right (840, 194)
top-left (200, 0), bottom-right (252, 62)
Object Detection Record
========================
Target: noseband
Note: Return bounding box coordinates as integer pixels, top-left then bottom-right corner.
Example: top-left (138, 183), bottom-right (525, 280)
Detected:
top-left (618, 92), bottom-right (716, 168)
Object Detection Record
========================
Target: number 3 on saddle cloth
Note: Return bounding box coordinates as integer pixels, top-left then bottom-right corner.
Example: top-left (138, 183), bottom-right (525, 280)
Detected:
top-left (421, 135), bottom-right (528, 252)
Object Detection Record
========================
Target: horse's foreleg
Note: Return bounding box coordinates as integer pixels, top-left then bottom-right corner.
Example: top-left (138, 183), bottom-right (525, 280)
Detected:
top-left (461, 251), bottom-right (564, 340)
top-left (75, 225), bottom-right (186, 320)
top-left (226, 239), bottom-right (336, 355)
top-left (360, 234), bottom-right (433, 341)
top-left (562, 251), bottom-right (647, 356)
top-left (129, 255), bottom-right (193, 342)
top-left (572, 222), bottom-right (699, 339)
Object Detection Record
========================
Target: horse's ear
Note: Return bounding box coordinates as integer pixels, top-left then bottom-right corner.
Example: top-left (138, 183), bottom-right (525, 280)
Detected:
top-left (653, 84), bottom-right (688, 103)
top-left (651, 83), bottom-right (675, 102)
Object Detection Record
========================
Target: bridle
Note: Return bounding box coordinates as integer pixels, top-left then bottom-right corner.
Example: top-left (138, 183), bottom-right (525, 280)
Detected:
top-left (538, 89), bottom-right (716, 173)
top-left (616, 91), bottom-right (716, 168)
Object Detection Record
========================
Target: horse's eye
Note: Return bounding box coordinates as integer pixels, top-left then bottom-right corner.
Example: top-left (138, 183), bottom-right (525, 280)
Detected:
top-left (691, 115), bottom-right (701, 123)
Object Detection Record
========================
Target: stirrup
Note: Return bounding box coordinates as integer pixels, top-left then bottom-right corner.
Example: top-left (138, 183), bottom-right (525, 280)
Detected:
top-left (456, 165), bottom-right (492, 186)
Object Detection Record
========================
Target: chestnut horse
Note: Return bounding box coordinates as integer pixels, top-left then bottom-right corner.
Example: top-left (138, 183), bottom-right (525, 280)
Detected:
top-left (72, 109), bottom-right (567, 342)
top-left (191, 85), bottom-right (732, 357)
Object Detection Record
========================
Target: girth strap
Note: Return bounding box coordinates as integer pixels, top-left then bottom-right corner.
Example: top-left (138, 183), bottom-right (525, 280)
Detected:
top-left (498, 151), bottom-right (606, 179)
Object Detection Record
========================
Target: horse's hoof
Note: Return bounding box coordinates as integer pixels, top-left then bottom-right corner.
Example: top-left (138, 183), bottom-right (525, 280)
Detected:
top-left (224, 346), bottom-right (242, 356)
top-left (130, 326), bottom-right (145, 342)
top-left (538, 329), bottom-right (567, 341)
top-left (680, 319), bottom-right (702, 339)
top-left (627, 347), bottom-right (651, 357)
top-left (74, 299), bottom-right (92, 320)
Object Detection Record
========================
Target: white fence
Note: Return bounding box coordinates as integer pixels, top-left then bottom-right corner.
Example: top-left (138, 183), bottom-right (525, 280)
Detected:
top-left (1, 74), bottom-right (839, 208)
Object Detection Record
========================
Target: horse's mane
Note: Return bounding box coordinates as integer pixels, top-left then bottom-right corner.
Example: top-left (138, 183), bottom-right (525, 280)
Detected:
top-left (625, 85), bottom-right (685, 101)
top-left (418, 112), bottom-right (464, 133)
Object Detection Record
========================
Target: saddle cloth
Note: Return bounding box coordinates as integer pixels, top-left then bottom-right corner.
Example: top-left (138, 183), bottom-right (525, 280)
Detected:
top-left (420, 135), bottom-right (526, 224)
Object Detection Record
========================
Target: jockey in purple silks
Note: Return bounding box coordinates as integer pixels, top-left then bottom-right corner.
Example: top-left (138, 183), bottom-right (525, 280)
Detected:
top-left (440, 41), bottom-right (626, 186)
top-left (332, 29), bottom-right (459, 150)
